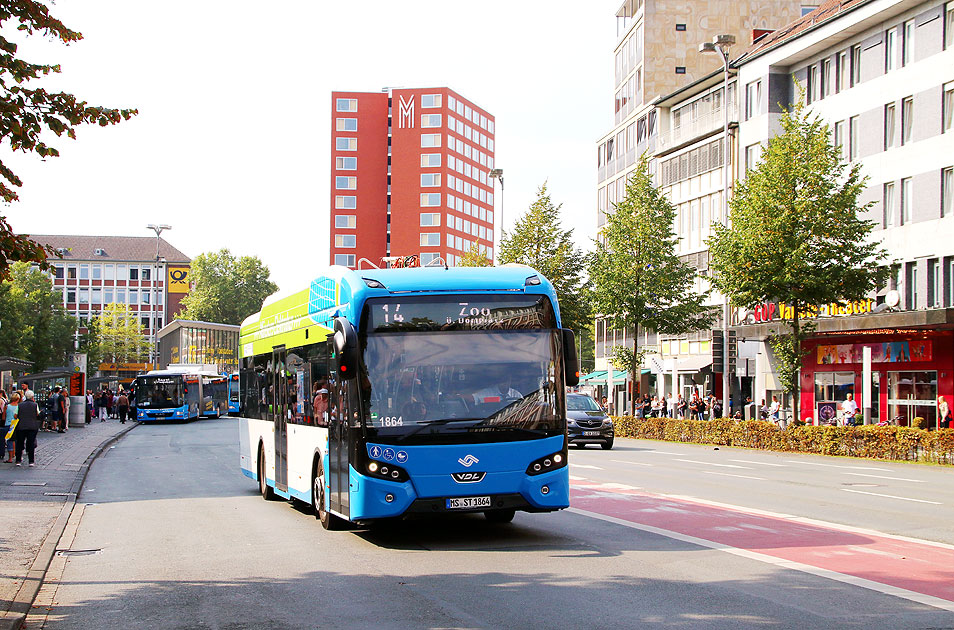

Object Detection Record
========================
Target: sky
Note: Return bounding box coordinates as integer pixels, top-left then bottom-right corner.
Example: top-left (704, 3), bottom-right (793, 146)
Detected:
top-left (5, 0), bottom-right (620, 292)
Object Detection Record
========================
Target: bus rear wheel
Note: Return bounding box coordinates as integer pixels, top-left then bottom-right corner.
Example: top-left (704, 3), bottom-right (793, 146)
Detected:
top-left (313, 462), bottom-right (342, 530)
top-left (258, 446), bottom-right (275, 500)
top-left (484, 509), bottom-right (515, 524)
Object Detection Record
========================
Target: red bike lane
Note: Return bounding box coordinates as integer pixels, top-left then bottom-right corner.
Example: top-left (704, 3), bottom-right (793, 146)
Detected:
top-left (569, 480), bottom-right (954, 609)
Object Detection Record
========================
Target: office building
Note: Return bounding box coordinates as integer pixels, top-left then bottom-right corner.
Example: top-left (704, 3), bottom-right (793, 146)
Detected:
top-left (329, 88), bottom-right (497, 269)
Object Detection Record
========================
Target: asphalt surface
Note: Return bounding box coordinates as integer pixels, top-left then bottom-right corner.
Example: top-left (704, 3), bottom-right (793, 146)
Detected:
top-left (19, 418), bottom-right (954, 629)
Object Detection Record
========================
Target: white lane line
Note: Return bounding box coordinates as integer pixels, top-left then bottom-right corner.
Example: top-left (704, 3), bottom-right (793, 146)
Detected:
top-left (675, 458), bottom-right (753, 469)
top-left (645, 451), bottom-right (682, 455)
top-left (568, 475), bottom-right (587, 481)
top-left (709, 471), bottom-right (765, 481)
top-left (600, 482), bottom-right (641, 491)
top-left (784, 460), bottom-right (891, 471)
top-left (840, 489), bottom-right (941, 504)
top-left (570, 464), bottom-right (604, 470)
top-left (610, 459), bottom-right (654, 467)
top-left (568, 507), bottom-right (954, 613)
top-left (845, 472), bottom-right (926, 483)
top-left (730, 459), bottom-right (786, 467)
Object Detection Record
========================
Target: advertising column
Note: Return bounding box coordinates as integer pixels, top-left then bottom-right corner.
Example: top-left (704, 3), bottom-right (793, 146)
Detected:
top-left (68, 353), bottom-right (87, 427)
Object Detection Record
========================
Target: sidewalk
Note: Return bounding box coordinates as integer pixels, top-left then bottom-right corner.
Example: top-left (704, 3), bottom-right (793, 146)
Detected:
top-left (0, 420), bottom-right (136, 630)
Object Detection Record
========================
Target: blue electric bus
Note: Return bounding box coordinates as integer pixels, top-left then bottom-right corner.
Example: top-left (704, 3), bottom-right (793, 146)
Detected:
top-left (135, 368), bottom-right (228, 421)
top-left (238, 264), bottom-right (579, 528)
top-left (227, 373), bottom-right (241, 414)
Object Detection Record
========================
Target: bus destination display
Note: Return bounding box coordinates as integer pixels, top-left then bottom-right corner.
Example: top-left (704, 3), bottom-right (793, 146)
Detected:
top-left (366, 295), bottom-right (554, 332)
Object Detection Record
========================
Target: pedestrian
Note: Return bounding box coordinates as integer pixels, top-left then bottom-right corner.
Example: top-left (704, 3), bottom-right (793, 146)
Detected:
top-left (12, 390), bottom-right (40, 467)
top-left (666, 393), bottom-right (675, 418)
top-left (98, 388), bottom-right (109, 421)
top-left (86, 389), bottom-right (93, 424)
top-left (51, 386), bottom-right (67, 433)
top-left (4, 391), bottom-right (19, 463)
top-left (840, 393), bottom-right (858, 426)
top-left (105, 389), bottom-right (114, 419)
top-left (117, 390), bottom-right (129, 424)
top-left (677, 394), bottom-right (687, 419)
top-left (62, 389), bottom-right (70, 431)
top-left (938, 396), bottom-right (952, 429)
top-left (770, 395), bottom-right (782, 427)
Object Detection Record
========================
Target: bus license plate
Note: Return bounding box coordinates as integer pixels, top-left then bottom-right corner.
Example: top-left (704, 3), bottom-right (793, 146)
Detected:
top-left (446, 496), bottom-right (491, 510)
top-left (583, 430), bottom-right (601, 436)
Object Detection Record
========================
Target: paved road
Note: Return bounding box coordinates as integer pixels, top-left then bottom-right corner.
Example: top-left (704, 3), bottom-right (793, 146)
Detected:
top-left (25, 419), bottom-right (954, 629)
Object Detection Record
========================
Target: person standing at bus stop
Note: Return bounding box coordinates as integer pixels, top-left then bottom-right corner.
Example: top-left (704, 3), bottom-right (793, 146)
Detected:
top-left (117, 390), bottom-right (130, 424)
top-left (13, 390), bottom-right (40, 467)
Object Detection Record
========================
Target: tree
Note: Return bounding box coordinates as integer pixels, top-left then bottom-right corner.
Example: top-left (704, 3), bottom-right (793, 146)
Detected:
top-left (457, 242), bottom-right (492, 267)
top-left (90, 303), bottom-right (149, 364)
top-left (590, 158), bottom-right (715, 416)
top-left (0, 261), bottom-right (76, 371)
top-left (707, 97), bottom-right (889, 423)
top-left (0, 2), bottom-right (137, 280)
top-left (498, 183), bottom-right (592, 339)
top-left (179, 249), bottom-right (278, 325)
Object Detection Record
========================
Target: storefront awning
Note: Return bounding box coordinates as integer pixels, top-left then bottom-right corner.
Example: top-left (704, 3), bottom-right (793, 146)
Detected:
top-left (674, 356), bottom-right (713, 372)
top-left (578, 369), bottom-right (647, 385)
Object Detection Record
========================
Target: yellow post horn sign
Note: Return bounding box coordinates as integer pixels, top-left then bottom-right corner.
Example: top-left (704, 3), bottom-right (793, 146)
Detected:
top-left (167, 266), bottom-right (191, 293)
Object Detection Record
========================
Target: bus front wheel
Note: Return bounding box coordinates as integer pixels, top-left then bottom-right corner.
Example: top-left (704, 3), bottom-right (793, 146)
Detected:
top-left (313, 461), bottom-right (342, 530)
top-left (258, 446), bottom-right (275, 501)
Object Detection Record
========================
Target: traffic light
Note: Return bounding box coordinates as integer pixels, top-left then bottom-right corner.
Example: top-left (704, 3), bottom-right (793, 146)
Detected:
top-left (727, 330), bottom-right (738, 374)
top-left (712, 330), bottom-right (724, 373)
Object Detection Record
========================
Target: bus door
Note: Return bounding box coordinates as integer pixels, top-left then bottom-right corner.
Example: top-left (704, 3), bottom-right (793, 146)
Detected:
top-left (328, 370), bottom-right (355, 519)
top-left (272, 346), bottom-right (288, 493)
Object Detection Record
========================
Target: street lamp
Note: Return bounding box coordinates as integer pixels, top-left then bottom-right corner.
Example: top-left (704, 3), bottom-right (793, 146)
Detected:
top-left (488, 168), bottom-right (504, 264)
top-left (146, 224), bottom-right (171, 368)
top-left (700, 34), bottom-right (735, 417)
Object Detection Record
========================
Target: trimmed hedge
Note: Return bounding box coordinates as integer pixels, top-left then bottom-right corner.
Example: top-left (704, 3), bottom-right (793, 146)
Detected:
top-left (612, 416), bottom-right (954, 465)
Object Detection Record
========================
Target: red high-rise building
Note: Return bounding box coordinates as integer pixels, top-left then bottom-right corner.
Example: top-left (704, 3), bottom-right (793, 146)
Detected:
top-left (329, 88), bottom-right (496, 268)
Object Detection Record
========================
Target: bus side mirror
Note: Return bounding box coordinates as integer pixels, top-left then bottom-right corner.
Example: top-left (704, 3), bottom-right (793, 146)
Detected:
top-left (562, 328), bottom-right (580, 387)
top-left (333, 317), bottom-right (359, 380)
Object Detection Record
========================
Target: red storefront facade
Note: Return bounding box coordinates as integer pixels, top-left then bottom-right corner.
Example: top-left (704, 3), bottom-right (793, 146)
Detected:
top-left (800, 329), bottom-right (953, 428)
top-left (736, 304), bottom-right (954, 428)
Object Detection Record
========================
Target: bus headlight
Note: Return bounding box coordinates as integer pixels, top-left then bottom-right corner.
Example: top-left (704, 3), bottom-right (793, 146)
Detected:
top-left (366, 460), bottom-right (408, 482)
top-left (526, 450), bottom-right (567, 476)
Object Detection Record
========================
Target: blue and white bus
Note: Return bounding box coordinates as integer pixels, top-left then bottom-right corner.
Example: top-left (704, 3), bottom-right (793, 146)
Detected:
top-left (135, 367), bottom-right (228, 422)
top-left (227, 373), bottom-right (241, 415)
top-left (238, 264), bottom-right (579, 528)
top-left (135, 370), bottom-right (202, 421)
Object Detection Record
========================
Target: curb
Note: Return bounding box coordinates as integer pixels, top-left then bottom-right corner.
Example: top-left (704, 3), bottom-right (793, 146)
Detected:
top-left (0, 423), bottom-right (139, 630)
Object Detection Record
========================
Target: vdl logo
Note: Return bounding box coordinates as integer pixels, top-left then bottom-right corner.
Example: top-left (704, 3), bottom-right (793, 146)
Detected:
top-left (458, 454), bottom-right (479, 468)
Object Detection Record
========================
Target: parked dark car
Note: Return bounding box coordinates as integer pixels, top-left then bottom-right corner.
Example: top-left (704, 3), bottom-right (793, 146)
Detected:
top-left (566, 393), bottom-right (614, 449)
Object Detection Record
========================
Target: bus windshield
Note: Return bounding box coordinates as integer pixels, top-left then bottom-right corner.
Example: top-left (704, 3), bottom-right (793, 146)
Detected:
top-left (136, 377), bottom-right (183, 408)
top-left (363, 330), bottom-right (564, 445)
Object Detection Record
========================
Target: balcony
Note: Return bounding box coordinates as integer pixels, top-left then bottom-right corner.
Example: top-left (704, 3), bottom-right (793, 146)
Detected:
top-left (657, 106), bottom-right (735, 155)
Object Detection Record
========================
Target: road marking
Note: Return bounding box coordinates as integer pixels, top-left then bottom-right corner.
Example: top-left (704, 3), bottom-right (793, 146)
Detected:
top-left (646, 451), bottom-right (682, 455)
top-left (730, 459), bottom-right (786, 467)
top-left (841, 488), bottom-right (941, 504)
top-left (569, 507), bottom-right (954, 613)
top-left (675, 458), bottom-right (753, 469)
top-left (610, 459), bottom-right (653, 467)
top-left (568, 475), bottom-right (587, 481)
top-left (571, 464), bottom-right (603, 470)
top-left (709, 471), bottom-right (765, 481)
top-left (600, 482), bottom-right (641, 491)
top-left (784, 460), bottom-right (891, 471)
top-left (844, 472), bottom-right (925, 483)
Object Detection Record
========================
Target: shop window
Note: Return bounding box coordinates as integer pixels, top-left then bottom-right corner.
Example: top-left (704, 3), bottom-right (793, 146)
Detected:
top-left (814, 371), bottom-right (854, 422)
top-left (888, 371), bottom-right (937, 428)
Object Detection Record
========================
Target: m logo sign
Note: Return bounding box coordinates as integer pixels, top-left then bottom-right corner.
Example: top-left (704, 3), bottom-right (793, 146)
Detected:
top-left (398, 94), bottom-right (414, 129)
